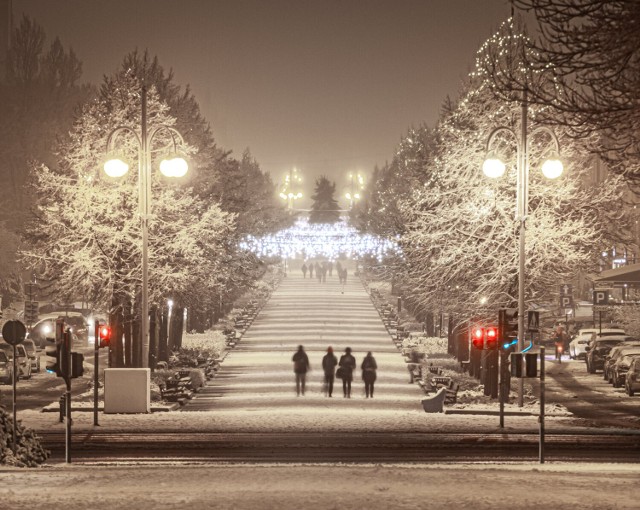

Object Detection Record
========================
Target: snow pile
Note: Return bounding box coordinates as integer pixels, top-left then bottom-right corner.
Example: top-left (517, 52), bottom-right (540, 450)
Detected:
top-left (181, 330), bottom-right (227, 360)
top-left (0, 408), bottom-right (49, 467)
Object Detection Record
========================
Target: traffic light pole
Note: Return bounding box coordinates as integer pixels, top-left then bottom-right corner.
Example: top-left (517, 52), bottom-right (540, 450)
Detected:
top-left (64, 330), bottom-right (72, 464)
top-left (498, 352), bottom-right (505, 428)
top-left (94, 322), bottom-right (100, 426)
top-left (12, 344), bottom-right (17, 455)
top-left (539, 346), bottom-right (545, 464)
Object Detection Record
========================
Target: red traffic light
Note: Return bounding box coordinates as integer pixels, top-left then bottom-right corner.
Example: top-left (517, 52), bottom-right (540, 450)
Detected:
top-left (486, 326), bottom-right (499, 349)
top-left (472, 327), bottom-right (484, 349)
top-left (98, 325), bottom-right (111, 348)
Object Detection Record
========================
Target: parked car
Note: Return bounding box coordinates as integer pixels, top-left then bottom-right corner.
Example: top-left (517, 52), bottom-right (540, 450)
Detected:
top-left (0, 343), bottom-right (32, 379)
top-left (568, 328), bottom-right (624, 359)
top-left (624, 358), bottom-right (640, 396)
top-left (585, 336), bottom-right (636, 374)
top-left (22, 339), bottom-right (41, 372)
top-left (28, 313), bottom-right (86, 349)
top-left (28, 316), bottom-right (57, 349)
top-left (603, 343), bottom-right (640, 382)
top-left (611, 353), bottom-right (640, 388)
top-left (0, 350), bottom-right (14, 384)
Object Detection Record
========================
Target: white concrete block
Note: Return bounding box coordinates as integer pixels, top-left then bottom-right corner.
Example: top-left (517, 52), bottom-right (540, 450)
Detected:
top-left (104, 368), bottom-right (150, 414)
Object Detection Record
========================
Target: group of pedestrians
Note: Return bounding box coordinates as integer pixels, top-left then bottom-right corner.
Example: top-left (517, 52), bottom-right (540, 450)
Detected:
top-left (300, 260), bottom-right (348, 285)
top-left (292, 345), bottom-right (377, 398)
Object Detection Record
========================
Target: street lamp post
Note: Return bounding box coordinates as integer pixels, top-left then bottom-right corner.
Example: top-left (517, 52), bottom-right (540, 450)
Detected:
top-left (345, 172), bottom-right (364, 209)
top-left (279, 167), bottom-right (303, 211)
top-left (103, 84), bottom-right (189, 368)
top-left (483, 93), bottom-right (563, 407)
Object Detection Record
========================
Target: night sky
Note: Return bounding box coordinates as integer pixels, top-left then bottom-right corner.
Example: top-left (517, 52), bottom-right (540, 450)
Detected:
top-left (16, 0), bottom-right (511, 205)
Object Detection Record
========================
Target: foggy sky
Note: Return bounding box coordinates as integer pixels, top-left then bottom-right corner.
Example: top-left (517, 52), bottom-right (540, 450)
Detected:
top-left (16, 0), bottom-right (511, 206)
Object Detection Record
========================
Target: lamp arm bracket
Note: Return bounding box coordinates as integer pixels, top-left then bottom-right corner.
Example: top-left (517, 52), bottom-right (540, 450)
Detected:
top-left (105, 126), bottom-right (141, 151)
top-left (148, 125), bottom-right (186, 152)
top-left (529, 126), bottom-right (561, 154)
top-left (485, 126), bottom-right (520, 153)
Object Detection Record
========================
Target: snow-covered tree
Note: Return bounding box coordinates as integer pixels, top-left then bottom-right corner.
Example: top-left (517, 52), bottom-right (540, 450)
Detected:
top-left (22, 64), bottom-right (233, 367)
top-left (309, 176), bottom-right (340, 224)
top-left (482, 8), bottom-right (640, 190)
top-left (399, 23), bottom-right (628, 322)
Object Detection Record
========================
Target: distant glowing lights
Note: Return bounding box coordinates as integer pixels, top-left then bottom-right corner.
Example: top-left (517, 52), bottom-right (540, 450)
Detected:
top-left (240, 218), bottom-right (401, 261)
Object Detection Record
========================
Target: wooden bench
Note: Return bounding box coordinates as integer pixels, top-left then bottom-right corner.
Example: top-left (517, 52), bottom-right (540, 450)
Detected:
top-left (159, 375), bottom-right (193, 404)
top-left (421, 387), bottom-right (446, 412)
top-left (427, 366), bottom-right (443, 375)
top-left (445, 383), bottom-right (460, 404)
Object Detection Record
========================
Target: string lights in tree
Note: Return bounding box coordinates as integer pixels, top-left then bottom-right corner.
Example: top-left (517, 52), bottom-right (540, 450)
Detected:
top-left (240, 218), bottom-right (401, 261)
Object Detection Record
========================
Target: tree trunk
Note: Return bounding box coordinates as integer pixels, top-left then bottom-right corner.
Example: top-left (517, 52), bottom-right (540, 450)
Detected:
top-left (132, 312), bottom-right (141, 368)
top-left (425, 312), bottom-right (435, 337)
top-left (158, 306), bottom-right (169, 362)
top-left (149, 305), bottom-right (159, 370)
top-left (123, 299), bottom-right (133, 367)
top-left (168, 306), bottom-right (184, 351)
top-left (109, 294), bottom-right (125, 368)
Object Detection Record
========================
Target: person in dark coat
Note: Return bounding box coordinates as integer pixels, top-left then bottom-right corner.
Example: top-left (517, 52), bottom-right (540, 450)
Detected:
top-left (315, 262), bottom-right (322, 282)
top-left (328, 261), bottom-right (334, 276)
top-left (322, 346), bottom-right (338, 397)
top-left (361, 351), bottom-right (378, 398)
top-left (301, 263), bottom-right (308, 278)
top-left (338, 347), bottom-right (356, 398)
top-left (292, 345), bottom-right (310, 396)
top-left (308, 262), bottom-right (314, 278)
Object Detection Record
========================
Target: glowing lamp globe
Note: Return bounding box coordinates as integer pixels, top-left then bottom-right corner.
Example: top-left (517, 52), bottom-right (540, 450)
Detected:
top-left (482, 157), bottom-right (506, 179)
top-left (103, 158), bottom-right (130, 178)
top-left (541, 158), bottom-right (563, 179)
top-left (160, 156), bottom-right (189, 178)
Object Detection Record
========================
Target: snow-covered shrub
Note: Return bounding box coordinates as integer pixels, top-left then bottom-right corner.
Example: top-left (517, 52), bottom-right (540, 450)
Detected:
top-left (188, 368), bottom-right (206, 389)
top-left (402, 336), bottom-right (449, 358)
top-left (613, 305), bottom-right (640, 337)
top-left (180, 330), bottom-right (227, 360)
top-left (0, 408), bottom-right (49, 467)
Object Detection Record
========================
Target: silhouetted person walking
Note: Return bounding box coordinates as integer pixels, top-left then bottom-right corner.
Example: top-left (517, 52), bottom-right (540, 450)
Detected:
top-left (301, 263), bottom-right (308, 278)
top-left (361, 351), bottom-right (378, 398)
top-left (339, 347), bottom-right (356, 398)
top-left (308, 262), bottom-right (314, 279)
top-left (292, 345), bottom-right (310, 396)
top-left (322, 346), bottom-right (338, 397)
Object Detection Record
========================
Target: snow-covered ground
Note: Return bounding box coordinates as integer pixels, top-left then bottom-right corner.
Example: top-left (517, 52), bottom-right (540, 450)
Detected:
top-left (0, 463), bottom-right (639, 509)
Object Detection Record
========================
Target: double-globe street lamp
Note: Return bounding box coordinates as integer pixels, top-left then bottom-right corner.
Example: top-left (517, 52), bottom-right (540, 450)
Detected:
top-left (103, 84), bottom-right (189, 368)
top-left (279, 167), bottom-right (303, 211)
top-left (345, 172), bottom-right (364, 210)
top-left (483, 95), bottom-right (563, 406)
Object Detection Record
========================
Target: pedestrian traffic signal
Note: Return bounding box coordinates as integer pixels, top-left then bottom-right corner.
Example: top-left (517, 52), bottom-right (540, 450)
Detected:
top-left (70, 352), bottom-right (84, 378)
top-left (98, 324), bottom-right (111, 348)
top-left (472, 327), bottom-right (484, 350)
top-left (525, 352), bottom-right (538, 378)
top-left (45, 336), bottom-right (61, 375)
top-left (45, 318), bottom-right (65, 376)
top-left (486, 327), bottom-right (499, 350)
top-left (510, 352), bottom-right (523, 377)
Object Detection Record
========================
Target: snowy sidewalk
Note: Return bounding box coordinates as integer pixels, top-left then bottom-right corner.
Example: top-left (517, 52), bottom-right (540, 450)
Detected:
top-left (184, 270), bottom-right (422, 411)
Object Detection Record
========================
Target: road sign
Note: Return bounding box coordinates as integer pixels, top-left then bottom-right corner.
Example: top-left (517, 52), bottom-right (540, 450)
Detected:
top-left (2, 320), bottom-right (26, 346)
top-left (593, 305), bottom-right (610, 312)
top-left (560, 296), bottom-right (574, 308)
top-left (527, 311), bottom-right (540, 332)
top-left (559, 284), bottom-right (573, 296)
top-left (593, 290), bottom-right (609, 306)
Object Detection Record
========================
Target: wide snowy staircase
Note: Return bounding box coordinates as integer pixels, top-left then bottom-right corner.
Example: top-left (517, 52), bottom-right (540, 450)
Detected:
top-left (183, 267), bottom-right (421, 411)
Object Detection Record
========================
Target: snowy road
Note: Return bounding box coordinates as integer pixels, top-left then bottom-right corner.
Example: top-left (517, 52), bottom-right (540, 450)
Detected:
top-left (1, 463), bottom-right (639, 509)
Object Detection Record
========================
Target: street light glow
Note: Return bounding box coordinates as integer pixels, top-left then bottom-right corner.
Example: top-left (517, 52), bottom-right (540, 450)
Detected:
top-left (482, 156), bottom-right (506, 179)
top-left (103, 157), bottom-right (130, 178)
top-left (160, 156), bottom-right (189, 178)
top-left (541, 158), bottom-right (563, 179)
